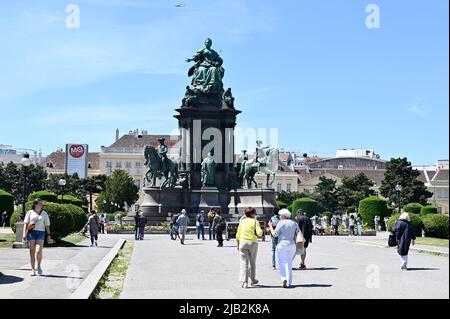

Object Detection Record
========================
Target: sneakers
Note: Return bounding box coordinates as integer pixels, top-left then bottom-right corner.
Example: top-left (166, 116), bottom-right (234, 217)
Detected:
top-left (241, 281), bottom-right (248, 288)
top-left (251, 279), bottom-right (259, 286)
top-left (95, 241), bottom-right (98, 247)
top-left (37, 266), bottom-right (43, 275)
top-left (90, 244), bottom-right (94, 247)
top-left (401, 263), bottom-right (408, 270)
top-left (282, 280), bottom-right (288, 288)
top-left (299, 264), bottom-right (307, 270)
top-left (31, 269), bottom-right (36, 276)
top-left (272, 266), bottom-right (276, 270)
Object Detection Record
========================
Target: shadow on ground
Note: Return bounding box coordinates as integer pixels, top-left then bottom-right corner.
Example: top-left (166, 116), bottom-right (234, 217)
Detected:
top-left (0, 275), bottom-right (24, 284)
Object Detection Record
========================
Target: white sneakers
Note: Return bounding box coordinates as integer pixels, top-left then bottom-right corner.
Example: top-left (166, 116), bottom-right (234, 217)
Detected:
top-left (31, 269), bottom-right (36, 276)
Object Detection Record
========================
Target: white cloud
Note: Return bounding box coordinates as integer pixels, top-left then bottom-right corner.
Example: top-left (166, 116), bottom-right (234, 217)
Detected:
top-left (406, 100), bottom-right (427, 117)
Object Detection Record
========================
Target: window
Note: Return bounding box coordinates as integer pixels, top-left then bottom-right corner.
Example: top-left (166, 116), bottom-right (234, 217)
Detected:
top-left (135, 179), bottom-right (141, 189)
top-left (115, 162), bottom-right (122, 168)
top-left (135, 162), bottom-right (141, 168)
top-left (436, 190), bottom-right (449, 199)
top-left (106, 161), bottom-right (112, 168)
top-left (287, 183), bottom-right (292, 192)
top-left (277, 183), bottom-right (282, 192)
top-left (135, 168), bottom-right (141, 176)
top-left (125, 161), bottom-right (132, 168)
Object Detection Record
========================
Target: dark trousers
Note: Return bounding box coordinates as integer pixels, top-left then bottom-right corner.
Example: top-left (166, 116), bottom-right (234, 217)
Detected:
top-left (209, 224), bottom-right (216, 240)
top-left (333, 225), bottom-right (339, 235)
top-left (90, 233), bottom-right (98, 245)
top-left (134, 227), bottom-right (139, 240)
top-left (197, 224), bottom-right (205, 239)
top-left (349, 225), bottom-right (355, 235)
top-left (216, 228), bottom-right (224, 246)
top-left (99, 223), bottom-right (105, 234)
top-left (138, 227), bottom-right (145, 240)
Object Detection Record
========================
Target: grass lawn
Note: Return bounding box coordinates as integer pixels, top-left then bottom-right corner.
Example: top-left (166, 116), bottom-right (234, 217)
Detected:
top-left (0, 232), bottom-right (87, 248)
top-left (416, 237), bottom-right (449, 248)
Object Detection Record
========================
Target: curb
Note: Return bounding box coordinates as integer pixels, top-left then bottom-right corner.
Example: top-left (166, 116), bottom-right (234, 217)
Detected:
top-left (69, 239), bottom-right (126, 299)
top-left (352, 240), bottom-right (449, 257)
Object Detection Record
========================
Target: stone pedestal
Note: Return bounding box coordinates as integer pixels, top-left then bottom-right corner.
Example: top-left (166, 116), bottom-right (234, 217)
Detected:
top-left (12, 222), bottom-right (28, 249)
top-left (228, 189), bottom-right (277, 221)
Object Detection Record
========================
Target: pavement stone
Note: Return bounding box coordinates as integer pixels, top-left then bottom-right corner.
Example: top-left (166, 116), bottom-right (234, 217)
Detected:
top-left (121, 234), bottom-right (449, 299)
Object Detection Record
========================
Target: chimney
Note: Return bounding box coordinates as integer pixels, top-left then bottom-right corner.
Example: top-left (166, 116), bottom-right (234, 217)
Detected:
top-left (115, 128), bottom-right (119, 142)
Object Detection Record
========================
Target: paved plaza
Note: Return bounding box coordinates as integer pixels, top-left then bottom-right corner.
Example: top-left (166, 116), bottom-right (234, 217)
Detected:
top-left (121, 234), bottom-right (449, 299)
top-left (1, 233), bottom-right (448, 299)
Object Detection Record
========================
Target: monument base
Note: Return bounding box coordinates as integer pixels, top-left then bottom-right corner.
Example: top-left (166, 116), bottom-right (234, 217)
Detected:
top-left (127, 187), bottom-right (278, 225)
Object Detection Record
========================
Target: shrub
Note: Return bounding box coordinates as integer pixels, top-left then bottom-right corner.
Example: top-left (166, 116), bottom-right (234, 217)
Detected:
top-left (420, 205), bottom-right (438, 216)
top-left (0, 189), bottom-right (14, 226)
top-left (387, 213), bottom-right (423, 238)
top-left (287, 203), bottom-right (293, 213)
top-left (276, 200), bottom-right (288, 209)
top-left (386, 206), bottom-right (394, 217)
top-left (358, 197), bottom-right (388, 229)
top-left (291, 198), bottom-right (319, 219)
top-left (12, 201), bottom-right (74, 240)
top-left (107, 213), bottom-right (115, 223)
top-left (28, 191), bottom-right (58, 203)
top-left (421, 214), bottom-right (449, 239)
top-left (58, 194), bottom-right (84, 207)
top-left (10, 209), bottom-right (21, 233)
top-left (62, 204), bottom-right (87, 232)
top-left (403, 203), bottom-right (423, 215)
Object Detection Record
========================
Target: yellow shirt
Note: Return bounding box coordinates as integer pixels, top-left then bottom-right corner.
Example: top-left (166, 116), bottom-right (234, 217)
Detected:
top-left (236, 218), bottom-right (263, 243)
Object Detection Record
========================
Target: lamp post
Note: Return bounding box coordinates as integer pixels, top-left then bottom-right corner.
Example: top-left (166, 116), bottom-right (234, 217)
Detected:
top-left (395, 184), bottom-right (403, 213)
top-left (59, 178), bottom-right (66, 204)
top-left (20, 153), bottom-right (32, 220)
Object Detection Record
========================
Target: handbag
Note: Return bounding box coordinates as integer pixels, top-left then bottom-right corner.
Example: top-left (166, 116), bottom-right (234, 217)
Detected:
top-left (26, 223), bottom-right (35, 231)
top-left (296, 230), bottom-right (305, 249)
top-left (388, 233), bottom-right (397, 247)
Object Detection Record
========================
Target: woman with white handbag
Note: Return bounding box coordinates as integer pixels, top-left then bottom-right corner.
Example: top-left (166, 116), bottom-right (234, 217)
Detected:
top-left (268, 208), bottom-right (301, 288)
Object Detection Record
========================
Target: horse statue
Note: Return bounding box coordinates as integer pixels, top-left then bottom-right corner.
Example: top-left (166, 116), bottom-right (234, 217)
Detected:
top-left (241, 146), bottom-right (279, 189)
top-left (143, 145), bottom-right (178, 188)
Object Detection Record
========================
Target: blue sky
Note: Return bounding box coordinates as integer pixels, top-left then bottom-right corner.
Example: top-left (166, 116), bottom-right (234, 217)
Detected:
top-left (0, 0), bottom-right (448, 165)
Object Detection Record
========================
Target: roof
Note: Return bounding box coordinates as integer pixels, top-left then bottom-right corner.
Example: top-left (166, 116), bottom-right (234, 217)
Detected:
top-left (106, 134), bottom-right (180, 149)
top-left (39, 151), bottom-right (100, 170)
top-left (297, 168), bottom-right (387, 185)
top-left (433, 169), bottom-right (449, 181)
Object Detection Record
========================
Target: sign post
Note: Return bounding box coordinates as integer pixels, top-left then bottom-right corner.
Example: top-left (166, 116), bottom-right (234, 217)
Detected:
top-left (65, 144), bottom-right (88, 178)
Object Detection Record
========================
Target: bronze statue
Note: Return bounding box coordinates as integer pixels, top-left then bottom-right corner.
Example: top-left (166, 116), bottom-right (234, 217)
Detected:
top-left (201, 152), bottom-right (216, 187)
top-left (223, 87), bottom-right (234, 108)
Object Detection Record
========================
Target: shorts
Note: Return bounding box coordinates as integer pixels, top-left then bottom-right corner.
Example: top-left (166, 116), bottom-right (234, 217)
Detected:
top-left (27, 230), bottom-right (46, 241)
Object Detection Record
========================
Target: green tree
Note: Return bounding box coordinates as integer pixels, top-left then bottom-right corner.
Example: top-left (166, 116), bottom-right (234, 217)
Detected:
top-left (380, 158), bottom-right (432, 206)
top-left (276, 191), bottom-right (308, 206)
top-left (96, 170), bottom-right (138, 214)
top-left (314, 176), bottom-right (338, 213)
top-left (0, 162), bottom-right (47, 203)
top-left (337, 173), bottom-right (375, 212)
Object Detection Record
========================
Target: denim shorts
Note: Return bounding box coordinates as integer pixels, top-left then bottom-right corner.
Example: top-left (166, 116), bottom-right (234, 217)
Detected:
top-left (27, 230), bottom-right (46, 241)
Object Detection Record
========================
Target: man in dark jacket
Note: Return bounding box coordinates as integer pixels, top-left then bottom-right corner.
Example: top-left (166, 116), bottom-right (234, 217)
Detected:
top-left (138, 212), bottom-right (147, 240)
top-left (296, 209), bottom-right (313, 270)
top-left (213, 211), bottom-right (225, 247)
top-left (391, 212), bottom-right (416, 270)
top-left (134, 212), bottom-right (140, 240)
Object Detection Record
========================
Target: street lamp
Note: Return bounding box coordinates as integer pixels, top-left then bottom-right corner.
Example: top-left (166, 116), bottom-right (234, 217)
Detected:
top-left (395, 184), bottom-right (403, 213)
top-left (20, 153), bottom-right (32, 220)
top-left (59, 178), bottom-right (67, 204)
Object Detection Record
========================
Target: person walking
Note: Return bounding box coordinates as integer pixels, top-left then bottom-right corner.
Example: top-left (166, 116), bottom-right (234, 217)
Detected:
top-left (268, 210), bottom-right (280, 270)
top-left (356, 213), bottom-right (363, 236)
top-left (348, 215), bottom-right (356, 236)
top-left (2, 210), bottom-right (8, 228)
top-left (134, 211), bottom-right (140, 240)
top-left (331, 214), bottom-right (340, 235)
top-left (236, 207), bottom-right (263, 288)
top-left (99, 212), bottom-right (106, 234)
top-left (207, 208), bottom-right (216, 240)
top-left (176, 209), bottom-right (190, 245)
top-left (196, 210), bottom-right (206, 240)
top-left (269, 209), bottom-right (300, 288)
top-left (87, 210), bottom-right (100, 247)
top-left (137, 211), bottom-right (147, 240)
top-left (22, 199), bottom-right (54, 276)
top-left (295, 209), bottom-right (313, 270)
top-left (213, 210), bottom-right (225, 247)
top-left (391, 212), bottom-right (416, 270)
top-left (384, 216), bottom-right (389, 231)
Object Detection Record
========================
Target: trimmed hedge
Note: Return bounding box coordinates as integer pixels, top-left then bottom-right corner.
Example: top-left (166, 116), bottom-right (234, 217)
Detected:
top-left (0, 189), bottom-right (14, 226)
top-left (62, 204), bottom-right (87, 232)
top-left (403, 203), bottom-right (423, 215)
top-left (421, 214), bottom-right (449, 239)
top-left (58, 194), bottom-right (84, 207)
top-left (28, 191), bottom-right (58, 203)
top-left (358, 197), bottom-right (388, 229)
top-left (291, 198), bottom-right (318, 219)
top-left (11, 202), bottom-right (75, 240)
top-left (420, 205), bottom-right (438, 216)
top-left (10, 210), bottom-right (21, 233)
top-left (387, 213), bottom-right (423, 238)
top-left (276, 200), bottom-right (288, 209)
